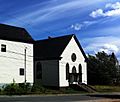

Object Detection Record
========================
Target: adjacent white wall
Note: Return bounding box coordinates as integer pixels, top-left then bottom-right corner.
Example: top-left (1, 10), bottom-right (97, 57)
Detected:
top-left (0, 39), bottom-right (33, 84)
top-left (59, 37), bottom-right (87, 87)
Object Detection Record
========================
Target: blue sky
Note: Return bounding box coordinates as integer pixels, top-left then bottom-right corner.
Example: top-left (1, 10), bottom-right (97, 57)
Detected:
top-left (1, 0), bottom-right (120, 60)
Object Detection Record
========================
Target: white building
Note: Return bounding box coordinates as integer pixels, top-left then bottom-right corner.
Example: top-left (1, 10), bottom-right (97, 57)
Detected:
top-left (0, 24), bottom-right (34, 86)
top-left (34, 34), bottom-right (87, 88)
top-left (0, 24), bottom-right (87, 88)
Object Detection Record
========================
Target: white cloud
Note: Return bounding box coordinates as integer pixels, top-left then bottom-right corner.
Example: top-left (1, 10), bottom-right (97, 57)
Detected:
top-left (90, 9), bottom-right (105, 18)
top-left (83, 36), bottom-right (120, 56)
top-left (90, 2), bottom-right (120, 18)
top-left (4, 0), bottom-right (104, 26)
top-left (105, 9), bottom-right (120, 17)
top-left (105, 2), bottom-right (120, 9)
top-left (99, 44), bottom-right (119, 54)
top-left (71, 23), bottom-right (83, 31)
top-left (71, 20), bottom-right (98, 31)
top-left (83, 20), bottom-right (98, 26)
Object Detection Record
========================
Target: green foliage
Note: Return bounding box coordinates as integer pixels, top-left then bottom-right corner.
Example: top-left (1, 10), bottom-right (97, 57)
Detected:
top-left (3, 83), bottom-right (20, 95)
top-left (31, 83), bottom-right (46, 94)
top-left (3, 83), bottom-right (32, 95)
top-left (0, 82), bottom-right (92, 95)
top-left (88, 51), bottom-right (119, 85)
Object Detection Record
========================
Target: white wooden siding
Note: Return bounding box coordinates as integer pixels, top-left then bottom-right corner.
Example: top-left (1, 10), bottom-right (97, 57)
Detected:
top-left (0, 39), bottom-right (33, 84)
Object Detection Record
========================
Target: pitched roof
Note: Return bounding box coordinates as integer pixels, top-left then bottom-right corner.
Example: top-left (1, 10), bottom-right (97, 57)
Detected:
top-left (0, 23), bottom-right (34, 43)
top-left (34, 34), bottom-right (87, 61)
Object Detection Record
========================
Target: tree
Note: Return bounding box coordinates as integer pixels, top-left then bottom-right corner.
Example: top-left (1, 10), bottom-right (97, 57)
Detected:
top-left (87, 51), bottom-right (119, 85)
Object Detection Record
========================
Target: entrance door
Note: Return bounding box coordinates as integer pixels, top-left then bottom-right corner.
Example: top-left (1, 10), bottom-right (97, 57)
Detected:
top-left (69, 66), bottom-right (79, 84)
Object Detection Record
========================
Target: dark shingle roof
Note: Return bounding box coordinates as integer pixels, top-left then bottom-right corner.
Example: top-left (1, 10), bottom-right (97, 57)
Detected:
top-left (0, 23), bottom-right (34, 43)
top-left (34, 34), bottom-right (87, 61)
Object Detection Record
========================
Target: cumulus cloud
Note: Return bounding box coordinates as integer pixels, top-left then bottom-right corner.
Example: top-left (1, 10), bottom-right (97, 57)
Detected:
top-left (89, 9), bottom-right (104, 18)
top-left (90, 2), bottom-right (120, 18)
top-left (83, 36), bottom-right (120, 56)
top-left (105, 2), bottom-right (120, 9)
top-left (85, 43), bottom-right (119, 55)
top-left (99, 44), bottom-right (119, 54)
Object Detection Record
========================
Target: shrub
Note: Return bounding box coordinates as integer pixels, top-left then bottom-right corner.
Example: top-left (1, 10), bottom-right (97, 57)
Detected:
top-left (31, 83), bottom-right (46, 94)
top-left (19, 83), bottom-right (32, 94)
top-left (3, 82), bottom-right (32, 95)
top-left (3, 83), bottom-right (19, 95)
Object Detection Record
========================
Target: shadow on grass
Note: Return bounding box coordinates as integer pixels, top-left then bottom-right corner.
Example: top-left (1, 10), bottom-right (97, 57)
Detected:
top-left (88, 94), bottom-right (120, 99)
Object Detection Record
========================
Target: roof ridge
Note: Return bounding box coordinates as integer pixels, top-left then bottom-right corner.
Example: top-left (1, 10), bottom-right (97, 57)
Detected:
top-left (36, 34), bottom-right (75, 42)
top-left (34, 34), bottom-right (75, 60)
top-left (0, 23), bottom-right (34, 43)
top-left (0, 23), bottom-right (24, 29)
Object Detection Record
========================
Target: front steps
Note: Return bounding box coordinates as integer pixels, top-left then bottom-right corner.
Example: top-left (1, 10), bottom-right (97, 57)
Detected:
top-left (70, 83), bottom-right (96, 93)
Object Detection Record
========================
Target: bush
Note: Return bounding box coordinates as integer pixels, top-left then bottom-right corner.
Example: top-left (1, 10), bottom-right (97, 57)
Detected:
top-left (19, 83), bottom-right (32, 94)
top-left (3, 83), bottom-right (19, 95)
top-left (31, 83), bottom-right (46, 94)
top-left (3, 83), bottom-right (32, 95)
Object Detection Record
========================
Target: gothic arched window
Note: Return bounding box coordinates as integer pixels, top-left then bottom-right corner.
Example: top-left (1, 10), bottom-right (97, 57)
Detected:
top-left (36, 62), bottom-right (42, 79)
top-left (66, 63), bottom-right (69, 80)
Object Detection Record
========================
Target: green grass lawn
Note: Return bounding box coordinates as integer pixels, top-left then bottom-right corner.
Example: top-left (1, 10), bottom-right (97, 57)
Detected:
top-left (1, 83), bottom-right (120, 95)
top-left (92, 85), bottom-right (120, 93)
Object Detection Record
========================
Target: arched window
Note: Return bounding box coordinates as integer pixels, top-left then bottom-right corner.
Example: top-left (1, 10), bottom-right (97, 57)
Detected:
top-left (66, 63), bottom-right (69, 80)
top-left (72, 66), bottom-right (76, 73)
top-left (36, 62), bottom-right (42, 79)
top-left (79, 64), bottom-right (82, 74)
top-left (79, 64), bottom-right (82, 82)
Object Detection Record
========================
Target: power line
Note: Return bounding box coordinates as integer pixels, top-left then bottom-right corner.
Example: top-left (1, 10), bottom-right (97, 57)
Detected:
top-left (0, 55), bottom-right (32, 62)
top-left (7, 50), bottom-right (33, 57)
top-left (5, 49), bottom-right (85, 65)
top-left (0, 53), bottom-right (84, 66)
top-left (7, 50), bottom-right (25, 56)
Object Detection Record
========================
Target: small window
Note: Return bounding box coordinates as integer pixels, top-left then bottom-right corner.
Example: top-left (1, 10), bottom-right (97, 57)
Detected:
top-left (20, 68), bottom-right (24, 75)
top-left (71, 53), bottom-right (76, 62)
top-left (1, 44), bottom-right (6, 52)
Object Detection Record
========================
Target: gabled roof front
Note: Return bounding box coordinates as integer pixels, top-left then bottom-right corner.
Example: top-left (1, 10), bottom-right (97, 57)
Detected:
top-left (34, 34), bottom-right (87, 61)
top-left (0, 23), bottom-right (34, 43)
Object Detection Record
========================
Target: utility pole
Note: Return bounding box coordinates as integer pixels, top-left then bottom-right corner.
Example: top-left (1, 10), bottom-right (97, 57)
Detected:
top-left (24, 47), bottom-right (27, 85)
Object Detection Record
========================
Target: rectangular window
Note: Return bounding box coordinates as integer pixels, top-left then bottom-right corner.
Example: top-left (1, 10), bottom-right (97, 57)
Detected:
top-left (1, 44), bottom-right (6, 52)
top-left (20, 68), bottom-right (24, 75)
